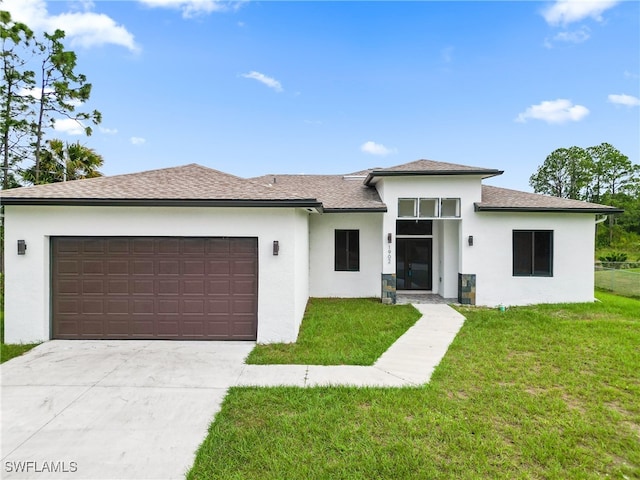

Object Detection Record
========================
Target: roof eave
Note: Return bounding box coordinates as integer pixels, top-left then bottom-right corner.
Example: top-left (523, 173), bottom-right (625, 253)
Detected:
top-left (322, 207), bottom-right (388, 213)
top-left (1, 198), bottom-right (324, 210)
top-left (474, 204), bottom-right (624, 214)
top-left (364, 169), bottom-right (504, 185)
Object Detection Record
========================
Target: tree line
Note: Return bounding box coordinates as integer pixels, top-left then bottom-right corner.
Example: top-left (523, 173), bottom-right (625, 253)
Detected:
top-left (1, 10), bottom-right (103, 189)
top-left (530, 143), bottom-right (640, 247)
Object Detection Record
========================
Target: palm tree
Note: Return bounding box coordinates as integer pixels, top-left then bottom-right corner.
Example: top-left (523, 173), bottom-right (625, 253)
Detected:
top-left (21, 138), bottom-right (103, 184)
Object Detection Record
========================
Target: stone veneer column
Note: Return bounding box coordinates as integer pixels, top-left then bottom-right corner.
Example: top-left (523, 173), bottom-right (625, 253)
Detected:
top-left (458, 273), bottom-right (476, 305)
top-left (381, 274), bottom-right (397, 304)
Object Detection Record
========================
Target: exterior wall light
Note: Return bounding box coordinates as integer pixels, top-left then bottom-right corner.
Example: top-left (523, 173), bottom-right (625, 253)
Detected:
top-left (273, 240), bottom-right (279, 256)
top-left (468, 235), bottom-right (474, 246)
top-left (17, 239), bottom-right (27, 255)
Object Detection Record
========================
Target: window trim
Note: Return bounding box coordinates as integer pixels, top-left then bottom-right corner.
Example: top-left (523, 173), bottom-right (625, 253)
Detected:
top-left (335, 229), bottom-right (360, 272)
top-left (512, 230), bottom-right (554, 277)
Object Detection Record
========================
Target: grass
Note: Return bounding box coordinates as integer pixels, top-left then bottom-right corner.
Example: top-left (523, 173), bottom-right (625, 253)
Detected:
top-left (245, 298), bottom-right (421, 365)
top-left (189, 292), bottom-right (640, 479)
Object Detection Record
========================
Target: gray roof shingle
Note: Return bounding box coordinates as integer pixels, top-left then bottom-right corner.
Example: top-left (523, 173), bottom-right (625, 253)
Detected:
top-left (364, 159), bottom-right (503, 184)
top-left (252, 174), bottom-right (386, 211)
top-left (476, 185), bottom-right (623, 213)
top-left (0, 164), bottom-right (321, 207)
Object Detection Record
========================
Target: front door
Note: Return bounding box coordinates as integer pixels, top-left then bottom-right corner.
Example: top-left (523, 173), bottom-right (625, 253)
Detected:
top-left (396, 238), bottom-right (432, 290)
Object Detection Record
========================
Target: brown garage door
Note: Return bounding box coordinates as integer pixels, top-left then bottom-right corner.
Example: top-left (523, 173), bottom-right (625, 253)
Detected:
top-left (51, 237), bottom-right (258, 340)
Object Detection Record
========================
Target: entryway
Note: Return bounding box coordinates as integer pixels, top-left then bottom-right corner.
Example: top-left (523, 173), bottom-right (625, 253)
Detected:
top-left (396, 238), bottom-right (433, 290)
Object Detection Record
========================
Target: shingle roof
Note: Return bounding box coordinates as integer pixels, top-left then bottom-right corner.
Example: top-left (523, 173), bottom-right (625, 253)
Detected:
top-left (476, 185), bottom-right (623, 213)
top-left (252, 174), bottom-right (386, 211)
top-left (364, 159), bottom-right (503, 184)
top-left (0, 164), bottom-right (321, 208)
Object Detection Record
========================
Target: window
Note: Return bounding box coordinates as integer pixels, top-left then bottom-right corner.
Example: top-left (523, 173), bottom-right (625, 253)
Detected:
top-left (396, 220), bottom-right (433, 236)
top-left (513, 230), bottom-right (553, 276)
top-left (419, 198), bottom-right (439, 218)
top-left (440, 198), bottom-right (460, 217)
top-left (335, 230), bottom-right (359, 271)
top-left (398, 198), bottom-right (417, 217)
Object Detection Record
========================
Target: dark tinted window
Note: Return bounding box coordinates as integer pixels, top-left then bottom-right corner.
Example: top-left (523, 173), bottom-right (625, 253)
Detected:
top-left (513, 230), bottom-right (553, 276)
top-left (335, 230), bottom-right (359, 271)
top-left (396, 220), bottom-right (433, 236)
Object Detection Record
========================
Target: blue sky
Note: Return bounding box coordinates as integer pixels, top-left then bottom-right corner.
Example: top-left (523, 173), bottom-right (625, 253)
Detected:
top-left (4, 0), bottom-right (639, 191)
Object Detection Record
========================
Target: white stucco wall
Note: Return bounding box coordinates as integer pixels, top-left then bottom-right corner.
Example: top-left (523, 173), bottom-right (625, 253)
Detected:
top-left (3, 205), bottom-right (310, 344)
top-left (309, 212), bottom-right (383, 297)
top-left (463, 212), bottom-right (596, 306)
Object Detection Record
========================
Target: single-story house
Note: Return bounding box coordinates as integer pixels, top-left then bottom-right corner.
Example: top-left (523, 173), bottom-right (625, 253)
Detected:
top-left (1, 159), bottom-right (621, 344)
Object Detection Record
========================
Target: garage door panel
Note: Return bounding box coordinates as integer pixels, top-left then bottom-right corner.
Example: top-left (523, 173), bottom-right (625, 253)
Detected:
top-left (183, 238), bottom-right (206, 254)
top-left (82, 299), bottom-right (104, 314)
top-left (108, 280), bottom-right (129, 294)
top-left (57, 260), bottom-right (79, 275)
top-left (133, 280), bottom-right (154, 295)
top-left (183, 261), bottom-right (205, 275)
top-left (207, 260), bottom-right (230, 275)
top-left (133, 261), bottom-right (154, 275)
top-left (158, 238), bottom-right (180, 254)
top-left (108, 260), bottom-right (129, 275)
top-left (231, 238), bottom-right (258, 255)
top-left (159, 279), bottom-right (180, 295)
top-left (82, 279), bottom-right (104, 295)
top-left (133, 299), bottom-right (154, 314)
top-left (233, 260), bottom-right (256, 275)
top-left (52, 237), bottom-right (257, 340)
top-left (207, 238), bottom-right (230, 255)
top-left (106, 299), bottom-right (129, 314)
top-left (158, 261), bottom-right (179, 275)
top-left (58, 279), bottom-right (80, 294)
top-left (209, 280), bottom-right (230, 295)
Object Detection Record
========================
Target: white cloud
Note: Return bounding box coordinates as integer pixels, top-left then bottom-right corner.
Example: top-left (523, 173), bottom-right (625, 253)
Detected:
top-left (608, 94), bottom-right (640, 107)
top-left (3, 0), bottom-right (139, 52)
top-left (515, 99), bottom-right (590, 124)
top-left (552, 26), bottom-right (591, 44)
top-left (138, 0), bottom-right (228, 18)
top-left (53, 118), bottom-right (86, 135)
top-left (624, 71), bottom-right (640, 80)
top-left (542, 0), bottom-right (619, 26)
top-left (99, 126), bottom-right (118, 134)
top-left (130, 137), bottom-right (146, 145)
top-left (240, 71), bottom-right (283, 92)
top-left (360, 141), bottom-right (396, 156)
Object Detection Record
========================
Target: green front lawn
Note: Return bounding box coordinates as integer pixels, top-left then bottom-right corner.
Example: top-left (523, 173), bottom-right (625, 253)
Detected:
top-left (246, 298), bottom-right (421, 365)
top-left (189, 292), bottom-right (640, 479)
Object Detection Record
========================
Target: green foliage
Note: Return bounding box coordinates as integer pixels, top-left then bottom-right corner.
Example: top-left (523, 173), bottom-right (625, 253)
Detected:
top-left (529, 146), bottom-right (592, 200)
top-left (0, 11), bottom-right (103, 187)
top-left (531, 143), bottom-right (640, 248)
top-left (598, 252), bottom-right (628, 263)
top-left (21, 138), bottom-right (103, 184)
top-left (0, 11), bottom-right (35, 189)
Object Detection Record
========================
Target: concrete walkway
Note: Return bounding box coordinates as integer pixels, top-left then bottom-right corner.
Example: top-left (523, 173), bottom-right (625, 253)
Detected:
top-left (1, 304), bottom-right (464, 480)
top-left (236, 304), bottom-right (465, 387)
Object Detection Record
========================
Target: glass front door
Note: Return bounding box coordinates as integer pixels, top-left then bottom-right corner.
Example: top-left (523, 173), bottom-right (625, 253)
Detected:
top-left (396, 238), bottom-right (433, 290)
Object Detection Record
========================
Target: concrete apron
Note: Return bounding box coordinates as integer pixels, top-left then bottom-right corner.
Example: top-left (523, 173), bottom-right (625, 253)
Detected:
top-left (1, 304), bottom-right (465, 480)
top-left (1, 341), bottom-right (254, 480)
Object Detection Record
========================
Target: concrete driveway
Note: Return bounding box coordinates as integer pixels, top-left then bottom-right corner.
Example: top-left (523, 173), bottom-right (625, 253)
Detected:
top-left (1, 340), bottom-right (254, 480)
